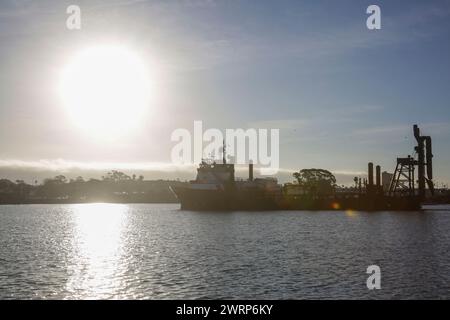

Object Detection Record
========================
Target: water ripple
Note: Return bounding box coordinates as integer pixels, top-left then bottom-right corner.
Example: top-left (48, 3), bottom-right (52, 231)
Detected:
top-left (0, 204), bottom-right (449, 299)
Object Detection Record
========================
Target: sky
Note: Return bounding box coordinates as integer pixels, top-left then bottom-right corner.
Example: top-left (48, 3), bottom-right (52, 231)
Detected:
top-left (1, 0), bottom-right (450, 185)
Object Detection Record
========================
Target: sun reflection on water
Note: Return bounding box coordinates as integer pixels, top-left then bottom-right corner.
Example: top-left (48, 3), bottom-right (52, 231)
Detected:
top-left (65, 203), bottom-right (129, 299)
top-left (345, 209), bottom-right (358, 218)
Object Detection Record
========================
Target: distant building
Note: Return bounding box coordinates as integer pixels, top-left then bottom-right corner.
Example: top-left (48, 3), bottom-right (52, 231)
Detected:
top-left (382, 171), bottom-right (393, 192)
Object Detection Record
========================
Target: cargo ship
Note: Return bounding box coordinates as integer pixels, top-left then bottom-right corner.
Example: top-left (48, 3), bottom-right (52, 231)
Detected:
top-left (170, 149), bottom-right (283, 210)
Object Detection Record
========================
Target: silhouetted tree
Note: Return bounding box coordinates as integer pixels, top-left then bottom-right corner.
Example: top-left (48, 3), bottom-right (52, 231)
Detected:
top-left (103, 170), bottom-right (131, 182)
top-left (293, 169), bottom-right (336, 197)
top-left (354, 177), bottom-right (359, 189)
top-left (55, 175), bottom-right (67, 184)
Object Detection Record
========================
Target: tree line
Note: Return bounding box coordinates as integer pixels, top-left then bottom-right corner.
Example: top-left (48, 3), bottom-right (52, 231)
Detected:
top-left (0, 171), bottom-right (186, 204)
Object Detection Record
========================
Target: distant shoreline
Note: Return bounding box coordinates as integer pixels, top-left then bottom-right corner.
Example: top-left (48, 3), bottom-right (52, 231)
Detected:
top-left (0, 200), bottom-right (180, 205)
top-left (1, 201), bottom-right (449, 209)
top-left (0, 174), bottom-right (186, 205)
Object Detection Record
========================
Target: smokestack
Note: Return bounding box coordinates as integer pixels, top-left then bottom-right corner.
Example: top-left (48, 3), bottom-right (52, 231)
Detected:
top-left (425, 136), bottom-right (433, 180)
top-left (376, 165), bottom-right (381, 192)
top-left (222, 139), bottom-right (226, 164)
top-left (368, 163), bottom-right (374, 187)
top-left (414, 125), bottom-right (426, 199)
top-left (249, 161), bottom-right (254, 181)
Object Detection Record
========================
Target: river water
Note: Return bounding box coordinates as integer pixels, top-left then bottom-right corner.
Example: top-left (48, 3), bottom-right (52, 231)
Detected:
top-left (0, 203), bottom-right (449, 299)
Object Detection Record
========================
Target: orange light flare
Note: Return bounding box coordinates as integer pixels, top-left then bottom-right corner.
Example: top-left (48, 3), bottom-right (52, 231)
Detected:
top-left (331, 202), bottom-right (341, 210)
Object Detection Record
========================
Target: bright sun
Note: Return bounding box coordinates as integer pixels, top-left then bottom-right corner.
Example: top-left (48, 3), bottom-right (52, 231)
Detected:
top-left (59, 45), bottom-right (151, 140)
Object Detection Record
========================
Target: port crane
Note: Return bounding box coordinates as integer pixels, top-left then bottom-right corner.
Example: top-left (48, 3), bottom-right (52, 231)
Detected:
top-left (388, 125), bottom-right (434, 199)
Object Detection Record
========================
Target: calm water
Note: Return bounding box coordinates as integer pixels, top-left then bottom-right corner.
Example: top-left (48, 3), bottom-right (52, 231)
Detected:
top-left (0, 203), bottom-right (449, 299)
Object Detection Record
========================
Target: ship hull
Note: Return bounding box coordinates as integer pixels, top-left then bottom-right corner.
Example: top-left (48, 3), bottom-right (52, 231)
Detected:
top-left (172, 186), bottom-right (422, 211)
top-left (171, 186), bottom-right (280, 211)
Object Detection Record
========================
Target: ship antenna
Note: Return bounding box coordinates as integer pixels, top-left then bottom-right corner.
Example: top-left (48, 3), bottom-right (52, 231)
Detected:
top-left (223, 139), bottom-right (226, 164)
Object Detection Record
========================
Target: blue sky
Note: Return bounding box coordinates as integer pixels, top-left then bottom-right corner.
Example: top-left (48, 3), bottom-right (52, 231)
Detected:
top-left (1, 0), bottom-right (450, 185)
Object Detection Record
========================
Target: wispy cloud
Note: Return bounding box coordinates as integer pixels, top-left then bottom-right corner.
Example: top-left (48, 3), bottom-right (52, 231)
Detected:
top-left (176, 1), bottom-right (450, 70)
top-left (352, 122), bottom-right (450, 138)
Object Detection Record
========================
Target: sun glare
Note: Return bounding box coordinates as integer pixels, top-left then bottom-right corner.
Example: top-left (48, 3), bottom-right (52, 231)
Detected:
top-left (59, 45), bottom-right (151, 140)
